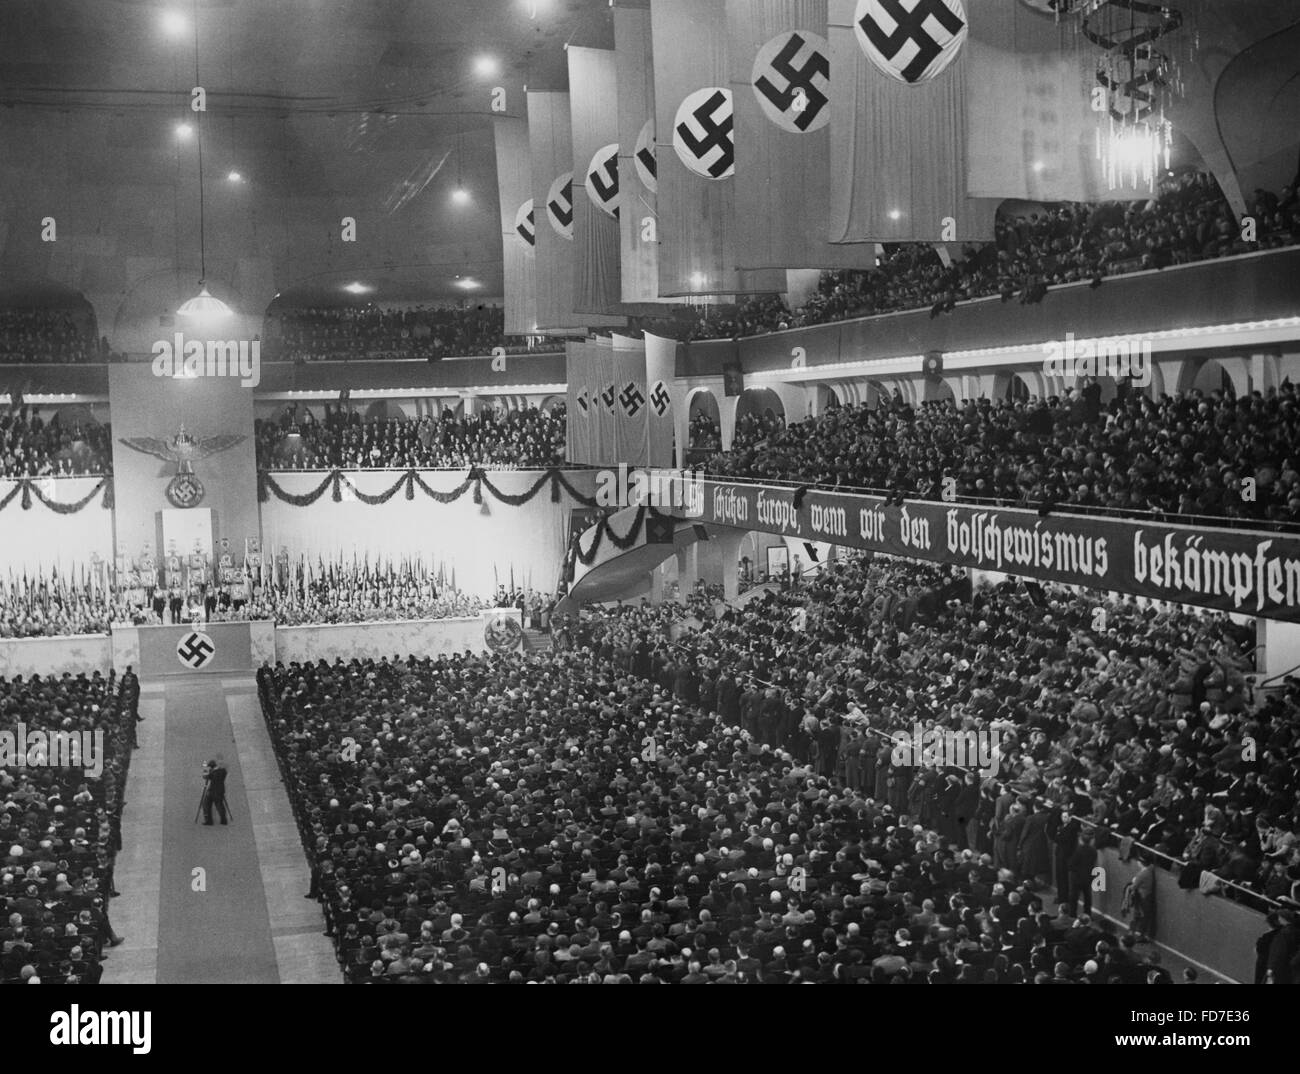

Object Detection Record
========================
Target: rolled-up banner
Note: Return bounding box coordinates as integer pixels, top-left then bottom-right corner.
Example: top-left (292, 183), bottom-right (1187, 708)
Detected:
top-left (727, 0), bottom-right (877, 268)
top-left (650, 0), bottom-right (786, 297)
top-left (492, 116), bottom-right (539, 336)
top-left (827, 0), bottom-right (997, 243)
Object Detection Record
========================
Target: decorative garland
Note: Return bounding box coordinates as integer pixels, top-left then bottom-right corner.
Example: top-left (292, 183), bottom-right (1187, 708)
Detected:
top-left (571, 506), bottom-right (675, 566)
top-left (260, 467), bottom-right (601, 511)
top-left (0, 478), bottom-right (112, 515)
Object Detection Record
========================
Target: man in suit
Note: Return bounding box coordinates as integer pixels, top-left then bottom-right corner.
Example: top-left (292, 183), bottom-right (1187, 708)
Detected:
top-left (121, 666), bottom-right (142, 749)
top-left (202, 758), bottom-right (229, 825)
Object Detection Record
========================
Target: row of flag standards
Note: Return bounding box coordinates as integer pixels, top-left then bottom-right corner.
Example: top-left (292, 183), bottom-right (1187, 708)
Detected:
top-left (494, 0), bottom-right (1146, 335)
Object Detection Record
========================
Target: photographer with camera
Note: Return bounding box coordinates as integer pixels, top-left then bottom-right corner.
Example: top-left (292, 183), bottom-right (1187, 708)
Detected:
top-left (200, 757), bottom-right (229, 826)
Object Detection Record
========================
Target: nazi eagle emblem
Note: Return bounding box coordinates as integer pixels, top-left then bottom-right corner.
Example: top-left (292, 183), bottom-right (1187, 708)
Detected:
top-left (119, 425), bottom-right (246, 508)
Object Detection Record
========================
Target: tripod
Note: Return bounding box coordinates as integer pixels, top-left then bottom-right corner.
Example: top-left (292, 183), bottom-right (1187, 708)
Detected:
top-left (193, 785), bottom-right (233, 825)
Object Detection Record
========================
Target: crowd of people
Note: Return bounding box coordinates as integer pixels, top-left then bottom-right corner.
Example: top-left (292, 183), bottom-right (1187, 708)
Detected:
top-left (264, 304), bottom-right (543, 363)
top-left (654, 172), bottom-right (1300, 343)
top-left (256, 405), bottom-right (567, 471)
top-left (229, 577), bottom-right (493, 627)
top-left (256, 544), bottom-right (1299, 983)
top-left (0, 575), bottom-right (116, 638)
top-left (0, 310), bottom-right (98, 365)
top-left (0, 409), bottom-right (112, 478)
top-left (1, 667), bottom-right (134, 984)
top-left (704, 382), bottom-right (1300, 524)
top-left (0, 564), bottom-right (530, 636)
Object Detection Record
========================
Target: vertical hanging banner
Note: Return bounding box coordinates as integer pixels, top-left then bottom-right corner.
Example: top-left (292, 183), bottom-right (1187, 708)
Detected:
top-left (611, 334), bottom-right (650, 468)
top-left (615, 2), bottom-right (672, 306)
top-left (565, 340), bottom-right (596, 465)
top-left (493, 116), bottom-right (538, 336)
top-left (589, 336), bottom-right (618, 465)
top-left (644, 332), bottom-right (678, 469)
top-left (528, 92), bottom-right (624, 333)
top-left (964, 3), bottom-right (1147, 202)
top-left (827, 0), bottom-right (997, 243)
top-left (727, 0), bottom-right (876, 269)
top-left (569, 47), bottom-right (627, 317)
top-left (650, 0), bottom-right (786, 297)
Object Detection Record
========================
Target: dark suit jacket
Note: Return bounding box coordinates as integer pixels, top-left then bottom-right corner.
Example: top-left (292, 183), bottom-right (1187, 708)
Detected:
top-left (205, 765), bottom-right (228, 800)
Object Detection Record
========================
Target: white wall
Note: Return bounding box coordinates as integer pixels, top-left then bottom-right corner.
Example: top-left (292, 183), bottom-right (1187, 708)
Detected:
top-left (0, 634), bottom-right (113, 678)
top-left (274, 615), bottom-right (502, 665)
top-left (0, 478), bottom-right (114, 574)
top-left (259, 469), bottom-right (597, 599)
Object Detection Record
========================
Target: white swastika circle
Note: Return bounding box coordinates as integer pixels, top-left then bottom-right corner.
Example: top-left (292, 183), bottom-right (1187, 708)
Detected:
top-left (853, 0), bottom-right (967, 85)
top-left (752, 30), bottom-right (831, 134)
top-left (673, 87), bottom-right (735, 180)
top-left (177, 630), bottom-right (216, 670)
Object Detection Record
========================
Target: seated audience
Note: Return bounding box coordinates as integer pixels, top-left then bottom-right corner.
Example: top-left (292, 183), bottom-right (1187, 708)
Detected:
top-left (1, 670), bottom-right (132, 984)
top-left (257, 405), bottom-right (566, 471)
top-left (265, 304), bottom-right (546, 363)
top-left (0, 409), bottom-right (112, 478)
top-left (703, 383), bottom-right (1300, 524)
top-left (258, 549), bottom-right (1292, 983)
top-left (0, 310), bottom-right (96, 364)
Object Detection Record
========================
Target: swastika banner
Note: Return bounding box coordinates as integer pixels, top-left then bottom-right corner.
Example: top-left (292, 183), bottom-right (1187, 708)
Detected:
top-left (568, 47), bottom-right (628, 318)
top-left (614, 4), bottom-right (674, 305)
top-left (565, 340), bottom-right (597, 465)
top-left (726, 0), bottom-right (879, 270)
top-left (527, 92), bottom-right (623, 332)
top-left (650, 0), bottom-right (785, 297)
top-left (644, 332), bottom-right (678, 469)
top-left (612, 333), bottom-right (649, 468)
top-left (492, 116), bottom-right (538, 336)
top-left (827, 0), bottom-right (997, 243)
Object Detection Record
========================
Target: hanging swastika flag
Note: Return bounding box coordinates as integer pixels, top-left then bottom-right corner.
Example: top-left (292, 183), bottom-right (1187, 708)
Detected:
top-left (177, 630), bottom-right (215, 670)
top-left (619, 381), bottom-right (646, 417)
top-left (514, 199), bottom-right (536, 247)
top-left (546, 172), bottom-right (575, 239)
top-left (634, 118), bottom-right (658, 193)
top-left (853, 0), bottom-right (968, 84)
top-left (586, 143), bottom-right (621, 218)
top-left (673, 87), bottom-right (736, 179)
top-left (752, 30), bottom-right (831, 133)
top-left (650, 380), bottom-right (671, 417)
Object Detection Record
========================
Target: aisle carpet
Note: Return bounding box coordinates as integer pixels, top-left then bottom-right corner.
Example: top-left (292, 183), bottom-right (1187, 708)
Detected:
top-left (153, 679), bottom-right (279, 984)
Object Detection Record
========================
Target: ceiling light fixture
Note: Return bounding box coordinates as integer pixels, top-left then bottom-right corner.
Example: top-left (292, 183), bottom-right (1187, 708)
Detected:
top-left (474, 55), bottom-right (499, 78)
top-left (176, 0), bottom-right (232, 321)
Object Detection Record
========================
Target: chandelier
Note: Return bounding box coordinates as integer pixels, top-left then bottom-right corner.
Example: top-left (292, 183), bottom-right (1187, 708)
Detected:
top-left (1081, 0), bottom-right (1184, 194)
